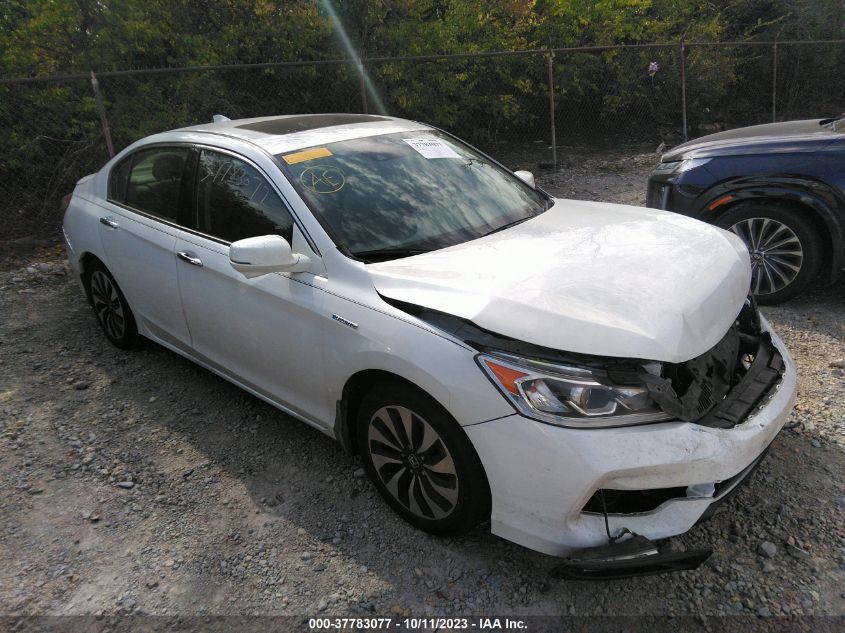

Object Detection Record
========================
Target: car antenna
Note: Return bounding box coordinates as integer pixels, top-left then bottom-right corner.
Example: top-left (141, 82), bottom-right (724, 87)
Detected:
top-left (212, 114), bottom-right (231, 123)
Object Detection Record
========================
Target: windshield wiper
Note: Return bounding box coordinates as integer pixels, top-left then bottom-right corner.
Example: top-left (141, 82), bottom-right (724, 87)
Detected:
top-left (483, 215), bottom-right (535, 237)
top-left (354, 248), bottom-right (431, 263)
top-left (820, 116), bottom-right (844, 130)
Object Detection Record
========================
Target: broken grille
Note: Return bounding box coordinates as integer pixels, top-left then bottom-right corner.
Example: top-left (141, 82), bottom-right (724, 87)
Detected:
top-left (649, 298), bottom-right (784, 427)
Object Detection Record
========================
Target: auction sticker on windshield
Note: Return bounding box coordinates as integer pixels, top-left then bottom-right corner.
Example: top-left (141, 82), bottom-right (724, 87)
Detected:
top-left (403, 137), bottom-right (461, 159)
top-left (282, 147), bottom-right (333, 165)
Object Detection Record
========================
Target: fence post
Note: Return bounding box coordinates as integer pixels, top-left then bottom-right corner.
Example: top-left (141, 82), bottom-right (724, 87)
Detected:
top-left (679, 42), bottom-right (688, 141)
top-left (547, 49), bottom-right (557, 170)
top-left (358, 62), bottom-right (369, 114)
top-left (89, 71), bottom-right (115, 158)
top-left (772, 42), bottom-right (778, 122)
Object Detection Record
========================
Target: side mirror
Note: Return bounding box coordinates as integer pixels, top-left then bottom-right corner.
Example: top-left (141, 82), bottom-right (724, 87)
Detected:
top-left (229, 235), bottom-right (311, 278)
top-left (514, 170), bottom-right (536, 188)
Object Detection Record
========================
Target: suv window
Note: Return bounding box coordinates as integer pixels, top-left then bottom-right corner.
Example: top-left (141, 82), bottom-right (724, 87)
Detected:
top-left (125, 147), bottom-right (189, 221)
top-left (196, 150), bottom-right (294, 244)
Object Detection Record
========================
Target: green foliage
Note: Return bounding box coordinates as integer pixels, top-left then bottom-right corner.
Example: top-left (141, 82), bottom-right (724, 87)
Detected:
top-left (2, 1), bottom-right (841, 76)
top-left (0, 0), bottom-right (330, 74)
top-left (543, 0), bottom-right (723, 45)
top-left (0, 0), bottom-right (843, 240)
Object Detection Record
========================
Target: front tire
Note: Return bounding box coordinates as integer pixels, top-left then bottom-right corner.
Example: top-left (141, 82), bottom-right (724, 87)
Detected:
top-left (356, 382), bottom-right (490, 536)
top-left (715, 202), bottom-right (823, 304)
top-left (85, 261), bottom-right (139, 349)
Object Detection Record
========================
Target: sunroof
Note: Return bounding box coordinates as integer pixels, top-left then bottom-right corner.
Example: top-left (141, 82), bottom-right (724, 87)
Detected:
top-left (236, 114), bottom-right (391, 135)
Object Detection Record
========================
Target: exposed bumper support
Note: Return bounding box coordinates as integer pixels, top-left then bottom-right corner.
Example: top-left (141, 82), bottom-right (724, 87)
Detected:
top-left (550, 534), bottom-right (711, 580)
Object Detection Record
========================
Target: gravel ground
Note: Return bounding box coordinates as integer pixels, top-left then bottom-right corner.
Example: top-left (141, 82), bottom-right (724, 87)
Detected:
top-left (0, 151), bottom-right (843, 624)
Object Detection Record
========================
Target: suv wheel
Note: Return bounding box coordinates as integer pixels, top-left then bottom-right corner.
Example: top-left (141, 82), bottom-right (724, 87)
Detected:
top-left (356, 382), bottom-right (490, 536)
top-left (715, 202), bottom-right (823, 304)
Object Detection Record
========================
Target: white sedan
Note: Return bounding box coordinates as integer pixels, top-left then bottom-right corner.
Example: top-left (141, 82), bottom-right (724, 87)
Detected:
top-left (63, 114), bottom-right (796, 573)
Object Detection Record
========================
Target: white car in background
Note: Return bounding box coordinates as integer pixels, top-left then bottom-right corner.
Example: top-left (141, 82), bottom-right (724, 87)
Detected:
top-left (63, 114), bottom-right (797, 577)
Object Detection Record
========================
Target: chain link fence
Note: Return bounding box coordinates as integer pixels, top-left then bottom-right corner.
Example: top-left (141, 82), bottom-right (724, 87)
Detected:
top-left (2, 41), bottom-right (844, 244)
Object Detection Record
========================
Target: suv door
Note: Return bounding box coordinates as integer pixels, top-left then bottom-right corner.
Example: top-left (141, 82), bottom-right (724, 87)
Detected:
top-left (100, 146), bottom-right (193, 346)
top-left (174, 148), bottom-right (329, 427)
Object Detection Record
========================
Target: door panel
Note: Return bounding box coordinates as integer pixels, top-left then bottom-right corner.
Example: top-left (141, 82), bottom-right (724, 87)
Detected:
top-left (98, 145), bottom-right (193, 346)
top-left (98, 207), bottom-right (191, 346)
top-left (175, 232), bottom-right (329, 426)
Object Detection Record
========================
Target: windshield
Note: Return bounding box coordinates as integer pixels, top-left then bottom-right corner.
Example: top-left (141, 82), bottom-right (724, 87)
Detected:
top-left (276, 130), bottom-right (549, 261)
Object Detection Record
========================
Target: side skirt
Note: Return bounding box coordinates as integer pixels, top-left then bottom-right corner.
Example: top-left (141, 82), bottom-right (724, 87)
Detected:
top-left (140, 320), bottom-right (336, 441)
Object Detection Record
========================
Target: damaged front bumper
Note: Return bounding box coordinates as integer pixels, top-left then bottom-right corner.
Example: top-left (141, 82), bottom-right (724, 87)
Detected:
top-left (550, 534), bottom-right (713, 580)
top-left (464, 317), bottom-right (797, 558)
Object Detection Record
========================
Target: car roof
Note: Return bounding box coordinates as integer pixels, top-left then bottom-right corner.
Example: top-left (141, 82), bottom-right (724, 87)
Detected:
top-left (178, 113), bottom-right (431, 155)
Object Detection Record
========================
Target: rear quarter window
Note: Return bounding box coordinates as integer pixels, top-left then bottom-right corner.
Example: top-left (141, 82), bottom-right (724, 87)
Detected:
top-left (107, 156), bottom-right (132, 203)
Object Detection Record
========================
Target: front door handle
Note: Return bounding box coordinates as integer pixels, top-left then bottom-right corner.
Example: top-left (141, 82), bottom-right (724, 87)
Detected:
top-left (99, 217), bottom-right (118, 229)
top-left (177, 251), bottom-right (203, 267)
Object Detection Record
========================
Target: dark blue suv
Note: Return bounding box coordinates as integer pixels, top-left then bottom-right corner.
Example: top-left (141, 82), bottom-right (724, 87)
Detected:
top-left (647, 118), bottom-right (845, 304)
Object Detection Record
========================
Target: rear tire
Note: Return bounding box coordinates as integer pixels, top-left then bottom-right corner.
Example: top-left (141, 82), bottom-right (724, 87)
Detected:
top-left (84, 261), bottom-right (139, 349)
top-left (715, 202), bottom-right (823, 304)
top-left (356, 382), bottom-right (490, 536)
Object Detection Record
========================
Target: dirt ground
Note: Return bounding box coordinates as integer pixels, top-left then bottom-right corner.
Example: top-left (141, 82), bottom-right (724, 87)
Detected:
top-left (0, 149), bottom-right (843, 626)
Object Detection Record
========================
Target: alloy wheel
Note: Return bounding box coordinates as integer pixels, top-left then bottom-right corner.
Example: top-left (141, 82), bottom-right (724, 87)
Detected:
top-left (90, 270), bottom-right (126, 340)
top-left (367, 405), bottom-right (459, 520)
top-left (729, 217), bottom-right (803, 296)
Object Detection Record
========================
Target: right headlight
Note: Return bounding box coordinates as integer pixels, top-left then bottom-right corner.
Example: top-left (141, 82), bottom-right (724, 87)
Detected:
top-left (652, 157), bottom-right (711, 176)
top-left (478, 353), bottom-right (673, 428)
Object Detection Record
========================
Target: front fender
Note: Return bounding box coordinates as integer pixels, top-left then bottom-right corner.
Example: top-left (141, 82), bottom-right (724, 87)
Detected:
top-left (694, 176), bottom-right (844, 280)
top-left (320, 289), bottom-right (515, 429)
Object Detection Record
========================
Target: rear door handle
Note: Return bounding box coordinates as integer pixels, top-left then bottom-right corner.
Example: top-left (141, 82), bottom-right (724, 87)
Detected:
top-left (99, 217), bottom-right (118, 229)
top-left (177, 251), bottom-right (203, 267)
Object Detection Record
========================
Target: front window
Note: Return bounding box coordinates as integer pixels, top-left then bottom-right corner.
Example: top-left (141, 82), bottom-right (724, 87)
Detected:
top-left (196, 150), bottom-right (294, 244)
top-left (276, 130), bottom-right (549, 261)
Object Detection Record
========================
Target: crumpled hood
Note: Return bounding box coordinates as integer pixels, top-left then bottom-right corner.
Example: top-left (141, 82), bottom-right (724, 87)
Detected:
top-left (368, 200), bottom-right (752, 363)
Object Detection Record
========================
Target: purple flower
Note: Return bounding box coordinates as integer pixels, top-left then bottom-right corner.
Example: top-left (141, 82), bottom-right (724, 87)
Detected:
top-left (648, 61), bottom-right (660, 76)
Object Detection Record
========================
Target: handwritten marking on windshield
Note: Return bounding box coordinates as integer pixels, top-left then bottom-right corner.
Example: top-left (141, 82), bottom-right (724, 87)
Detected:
top-left (300, 165), bottom-right (345, 194)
